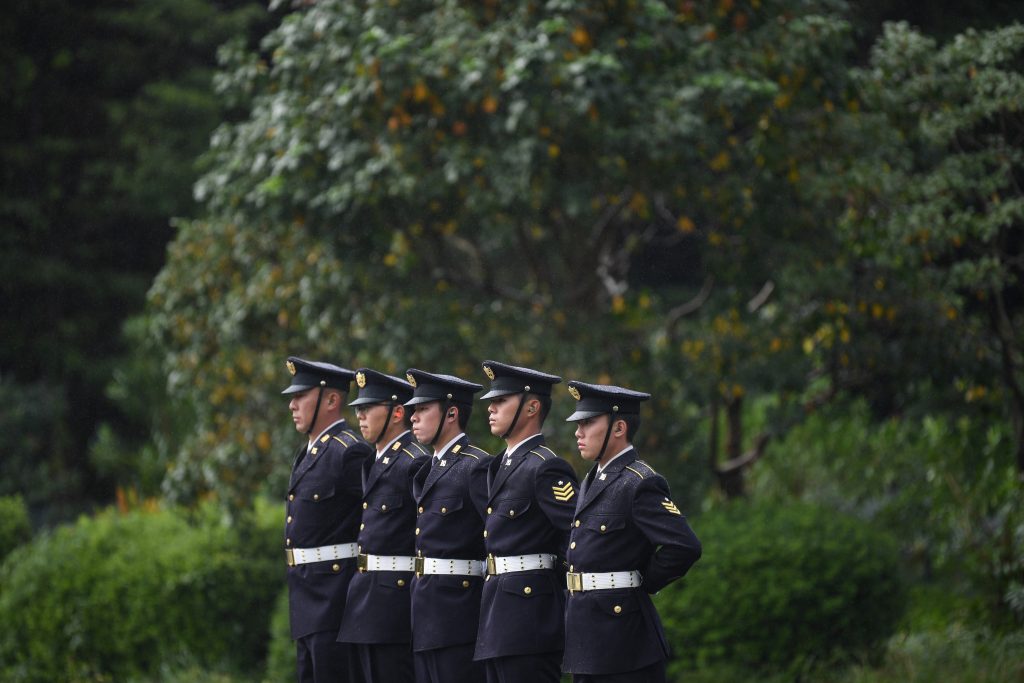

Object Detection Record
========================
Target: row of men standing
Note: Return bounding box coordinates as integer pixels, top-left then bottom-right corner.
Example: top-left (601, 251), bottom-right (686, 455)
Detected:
top-left (281, 357), bottom-right (702, 683)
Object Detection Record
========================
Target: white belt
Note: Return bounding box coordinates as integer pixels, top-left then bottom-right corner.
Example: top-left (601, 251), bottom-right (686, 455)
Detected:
top-left (566, 570), bottom-right (642, 593)
top-left (486, 553), bottom-right (558, 576)
top-left (286, 543), bottom-right (358, 567)
top-left (358, 553), bottom-right (417, 573)
top-left (414, 556), bottom-right (485, 577)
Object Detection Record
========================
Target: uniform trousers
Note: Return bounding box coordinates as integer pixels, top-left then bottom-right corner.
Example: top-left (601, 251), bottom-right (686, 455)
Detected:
top-left (572, 660), bottom-right (666, 683)
top-left (351, 642), bottom-right (414, 683)
top-left (413, 643), bottom-right (484, 683)
top-left (296, 630), bottom-right (355, 683)
top-left (484, 650), bottom-right (562, 683)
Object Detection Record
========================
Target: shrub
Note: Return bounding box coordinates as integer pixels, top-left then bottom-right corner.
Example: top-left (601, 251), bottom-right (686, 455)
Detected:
top-left (656, 501), bottom-right (906, 678)
top-left (0, 505), bottom-right (280, 682)
top-left (263, 587), bottom-right (293, 682)
top-left (0, 494), bottom-right (31, 565)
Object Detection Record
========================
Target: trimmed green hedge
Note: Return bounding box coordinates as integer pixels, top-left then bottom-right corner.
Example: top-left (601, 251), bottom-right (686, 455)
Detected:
top-left (0, 494), bottom-right (31, 564)
top-left (655, 501), bottom-right (906, 678)
top-left (0, 505), bottom-right (281, 682)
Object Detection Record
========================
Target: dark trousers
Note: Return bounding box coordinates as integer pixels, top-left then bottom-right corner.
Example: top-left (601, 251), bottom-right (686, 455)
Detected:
top-left (484, 651), bottom-right (562, 683)
top-left (413, 643), bottom-right (484, 683)
top-left (572, 659), bottom-right (666, 683)
top-left (296, 630), bottom-right (355, 683)
top-left (352, 642), bottom-right (414, 683)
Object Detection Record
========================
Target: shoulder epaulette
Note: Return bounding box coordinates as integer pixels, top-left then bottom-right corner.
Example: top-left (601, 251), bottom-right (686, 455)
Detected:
top-left (537, 445), bottom-right (558, 459)
top-left (401, 448), bottom-right (419, 459)
top-left (529, 449), bottom-right (549, 461)
top-left (625, 461), bottom-right (656, 479)
top-left (332, 432), bottom-right (355, 446)
top-left (463, 445), bottom-right (489, 460)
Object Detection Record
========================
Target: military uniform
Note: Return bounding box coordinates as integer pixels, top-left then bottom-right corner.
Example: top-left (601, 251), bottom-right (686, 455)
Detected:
top-left (337, 369), bottom-right (430, 683)
top-left (282, 357), bottom-right (373, 683)
top-left (562, 381), bottom-right (702, 682)
top-left (473, 361), bottom-right (579, 683)
top-left (405, 369), bottom-right (493, 683)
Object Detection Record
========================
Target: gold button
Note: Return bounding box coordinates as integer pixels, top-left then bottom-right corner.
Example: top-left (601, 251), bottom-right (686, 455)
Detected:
top-left (487, 507), bottom-right (492, 514)
top-left (397, 579), bottom-right (406, 587)
top-left (286, 538), bottom-right (291, 546)
top-left (569, 564), bottom-right (574, 572)
top-left (570, 541), bottom-right (576, 549)
top-left (509, 510), bottom-right (515, 517)
top-left (286, 515), bottom-right (293, 523)
top-left (332, 564), bottom-right (340, 572)
top-left (418, 506), bottom-right (424, 514)
top-left (362, 502), bottom-right (368, 509)
top-left (288, 494), bottom-right (294, 501)
top-left (523, 586), bottom-right (532, 595)
top-left (483, 530), bottom-right (488, 538)
top-left (600, 524), bottom-right (607, 532)
top-left (381, 504), bottom-right (388, 511)
top-left (313, 494), bottom-right (319, 501)
top-left (462, 580), bottom-right (470, 588)
top-left (614, 605), bottom-right (622, 614)
top-left (574, 520), bottom-right (580, 527)
top-left (415, 528), bottom-right (420, 535)
top-left (359, 523), bottom-right (365, 530)
top-left (441, 507), bottom-right (447, 514)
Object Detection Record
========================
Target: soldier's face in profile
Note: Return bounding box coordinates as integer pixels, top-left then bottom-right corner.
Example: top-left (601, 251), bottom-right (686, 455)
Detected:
top-left (288, 388), bottom-right (319, 434)
top-left (355, 403), bottom-right (389, 443)
top-left (574, 415), bottom-right (611, 462)
top-left (487, 395), bottom-right (517, 438)
top-left (410, 402), bottom-right (442, 443)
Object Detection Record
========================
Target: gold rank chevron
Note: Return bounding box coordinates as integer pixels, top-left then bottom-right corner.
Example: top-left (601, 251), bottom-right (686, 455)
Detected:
top-left (661, 500), bottom-right (681, 515)
top-left (552, 482), bottom-right (576, 501)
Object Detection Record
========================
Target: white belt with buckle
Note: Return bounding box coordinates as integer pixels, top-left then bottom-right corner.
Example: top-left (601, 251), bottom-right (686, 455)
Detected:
top-left (358, 553), bottom-right (417, 572)
top-left (486, 553), bottom-right (558, 576)
top-left (286, 542), bottom-right (358, 567)
top-left (414, 556), bottom-right (485, 577)
top-left (566, 570), bottom-right (642, 593)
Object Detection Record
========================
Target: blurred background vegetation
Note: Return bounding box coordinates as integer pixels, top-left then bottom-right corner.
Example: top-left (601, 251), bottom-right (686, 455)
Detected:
top-left (2, 0), bottom-right (1023, 681)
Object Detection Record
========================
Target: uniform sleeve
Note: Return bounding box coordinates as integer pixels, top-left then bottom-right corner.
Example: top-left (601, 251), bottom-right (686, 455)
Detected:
top-left (342, 442), bottom-right (373, 497)
top-left (468, 455), bottom-right (493, 519)
top-left (631, 475), bottom-right (702, 594)
top-left (533, 457), bottom-right (579, 556)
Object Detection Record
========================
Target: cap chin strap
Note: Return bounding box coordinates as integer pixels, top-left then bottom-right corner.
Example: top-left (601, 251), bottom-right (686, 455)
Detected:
top-left (373, 403), bottom-right (397, 445)
top-left (500, 391), bottom-right (529, 440)
top-left (595, 413), bottom-right (614, 464)
top-left (306, 382), bottom-right (327, 436)
top-left (429, 397), bottom-right (453, 447)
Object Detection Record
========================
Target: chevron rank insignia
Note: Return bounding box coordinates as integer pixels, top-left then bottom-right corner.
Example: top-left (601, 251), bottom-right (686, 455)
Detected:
top-left (661, 499), bottom-right (681, 515)
top-left (552, 481), bottom-right (576, 502)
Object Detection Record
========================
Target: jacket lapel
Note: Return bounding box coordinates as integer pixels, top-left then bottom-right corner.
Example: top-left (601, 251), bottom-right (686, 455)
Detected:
top-left (575, 448), bottom-right (637, 514)
top-left (419, 434), bottom-right (467, 499)
top-left (488, 434), bottom-right (544, 504)
top-left (364, 435), bottom-right (407, 492)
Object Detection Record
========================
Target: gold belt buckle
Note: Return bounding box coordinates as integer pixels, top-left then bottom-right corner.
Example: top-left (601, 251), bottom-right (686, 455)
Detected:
top-left (357, 553), bottom-right (368, 572)
top-left (566, 572), bottom-right (582, 593)
top-left (414, 556), bottom-right (425, 577)
top-left (286, 548), bottom-right (295, 567)
top-left (486, 554), bottom-right (497, 576)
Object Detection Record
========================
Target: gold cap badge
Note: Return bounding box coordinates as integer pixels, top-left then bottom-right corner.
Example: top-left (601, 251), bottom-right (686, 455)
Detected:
top-left (286, 360), bottom-right (296, 376)
top-left (356, 371), bottom-right (366, 388)
top-left (483, 365), bottom-right (495, 380)
top-left (568, 386), bottom-right (581, 401)
top-left (406, 372), bottom-right (417, 387)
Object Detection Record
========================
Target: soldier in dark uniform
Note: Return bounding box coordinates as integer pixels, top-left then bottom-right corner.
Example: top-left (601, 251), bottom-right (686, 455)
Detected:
top-left (337, 368), bottom-right (430, 683)
top-left (404, 369), bottom-right (493, 683)
top-left (473, 360), bottom-right (579, 683)
top-left (562, 381), bottom-right (702, 683)
top-left (281, 357), bottom-right (373, 683)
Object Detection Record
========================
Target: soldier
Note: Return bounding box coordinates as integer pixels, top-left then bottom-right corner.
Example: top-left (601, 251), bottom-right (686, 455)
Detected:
top-left (337, 368), bottom-right (430, 683)
top-left (281, 356), bottom-right (373, 683)
top-left (473, 361), bottom-right (579, 683)
top-left (562, 381), bottom-right (702, 683)
top-left (404, 369), bottom-right (493, 683)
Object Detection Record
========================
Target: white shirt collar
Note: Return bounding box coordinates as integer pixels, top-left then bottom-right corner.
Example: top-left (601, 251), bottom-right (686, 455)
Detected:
top-left (597, 445), bottom-right (632, 474)
top-left (504, 433), bottom-right (542, 459)
top-left (308, 419), bottom-right (346, 452)
top-left (434, 432), bottom-right (465, 459)
top-left (376, 430), bottom-right (411, 459)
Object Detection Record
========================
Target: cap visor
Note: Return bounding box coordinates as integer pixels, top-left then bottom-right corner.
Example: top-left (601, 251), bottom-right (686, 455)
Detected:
top-left (565, 409), bottom-right (605, 422)
top-left (281, 384), bottom-right (315, 395)
top-left (404, 395), bottom-right (440, 407)
top-left (479, 388), bottom-right (518, 400)
top-left (348, 396), bottom-right (388, 406)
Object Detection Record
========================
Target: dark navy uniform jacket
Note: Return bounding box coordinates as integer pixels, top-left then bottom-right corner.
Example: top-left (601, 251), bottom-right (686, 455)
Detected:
top-left (410, 435), bottom-right (492, 652)
top-left (337, 431), bottom-right (430, 645)
top-left (562, 448), bottom-right (701, 675)
top-left (285, 421), bottom-right (373, 639)
top-left (474, 434), bottom-right (578, 660)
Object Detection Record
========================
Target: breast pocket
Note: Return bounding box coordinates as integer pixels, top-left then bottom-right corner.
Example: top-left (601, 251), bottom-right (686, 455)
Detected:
top-left (581, 513), bottom-right (625, 536)
top-left (368, 495), bottom-right (402, 514)
top-left (429, 497), bottom-right (464, 517)
top-left (298, 484), bottom-right (337, 503)
top-left (495, 497), bottom-right (531, 520)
